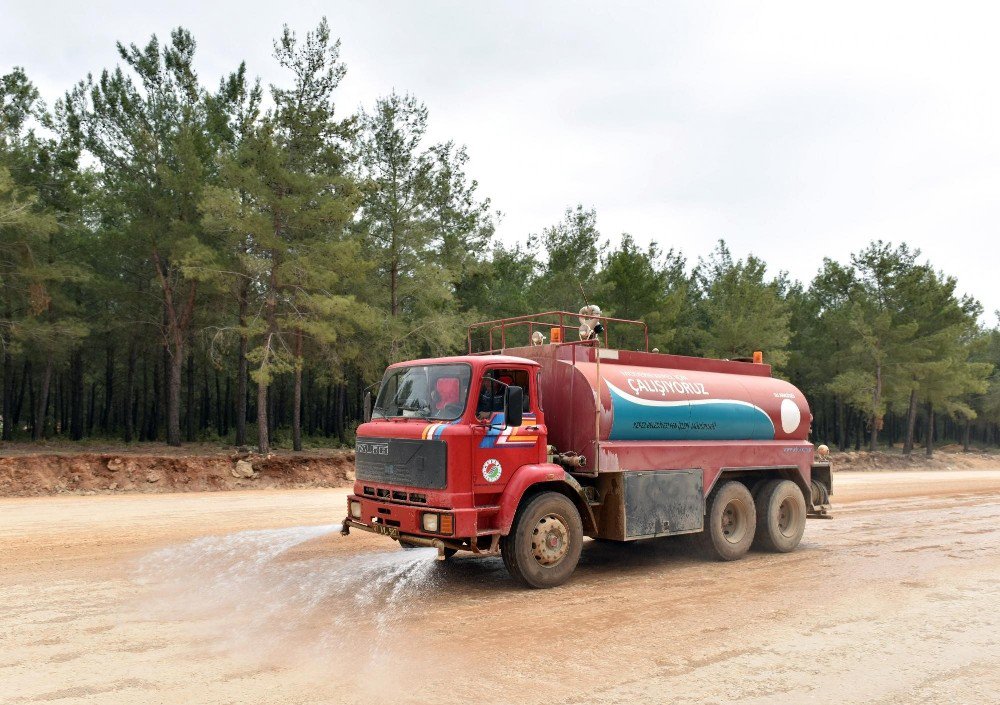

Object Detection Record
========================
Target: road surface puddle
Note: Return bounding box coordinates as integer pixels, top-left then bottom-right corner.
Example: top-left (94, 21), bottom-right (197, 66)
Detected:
top-left (131, 525), bottom-right (439, 663)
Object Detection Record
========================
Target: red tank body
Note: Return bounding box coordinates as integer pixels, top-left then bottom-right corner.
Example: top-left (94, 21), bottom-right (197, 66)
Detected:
top-left (507, 342), bottom-right (815, 497)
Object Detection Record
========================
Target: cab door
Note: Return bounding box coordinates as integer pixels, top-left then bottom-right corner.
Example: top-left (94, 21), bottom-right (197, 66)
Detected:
top-left (471, 366), bottom-right (546, 492)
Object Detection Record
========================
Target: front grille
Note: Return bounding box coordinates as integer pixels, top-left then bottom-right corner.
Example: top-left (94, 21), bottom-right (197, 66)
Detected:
top-left (355, 437), bottom-right (447, 489)
top-left (361, 485), bottom-right (428, 505)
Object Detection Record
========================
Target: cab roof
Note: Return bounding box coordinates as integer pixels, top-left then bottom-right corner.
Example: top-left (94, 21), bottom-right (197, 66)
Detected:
top-left (387, 354), bottom-right (539, 369)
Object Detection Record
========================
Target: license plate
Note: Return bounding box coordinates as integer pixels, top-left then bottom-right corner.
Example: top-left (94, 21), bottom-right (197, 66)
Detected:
top-left (372, 523), bottom-right (399, 539)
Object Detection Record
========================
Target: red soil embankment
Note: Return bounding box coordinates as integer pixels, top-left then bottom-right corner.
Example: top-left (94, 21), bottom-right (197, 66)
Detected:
top-left (0, 449), bottom-right (354, 497)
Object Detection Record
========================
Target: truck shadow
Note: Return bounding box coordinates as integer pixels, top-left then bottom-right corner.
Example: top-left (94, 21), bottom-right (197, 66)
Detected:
top-left (429, 534), bottom-right (710, 592)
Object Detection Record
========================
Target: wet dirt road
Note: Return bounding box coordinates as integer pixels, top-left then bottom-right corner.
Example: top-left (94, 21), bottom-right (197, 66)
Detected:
top-left (2, 470), bottom-right (999, 705)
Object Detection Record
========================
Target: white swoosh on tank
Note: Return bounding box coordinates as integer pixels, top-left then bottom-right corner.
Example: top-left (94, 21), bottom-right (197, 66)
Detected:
top-left (606, 380), bottom-right (773, 416)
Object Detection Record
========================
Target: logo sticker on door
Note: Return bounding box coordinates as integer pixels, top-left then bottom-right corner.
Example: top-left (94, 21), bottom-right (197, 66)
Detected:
top-left (482, 458), bottom-right (503, 483)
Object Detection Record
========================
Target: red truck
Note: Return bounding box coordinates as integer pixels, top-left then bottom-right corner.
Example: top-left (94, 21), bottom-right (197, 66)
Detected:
top-left (341, 310), bottom-right (832, 588)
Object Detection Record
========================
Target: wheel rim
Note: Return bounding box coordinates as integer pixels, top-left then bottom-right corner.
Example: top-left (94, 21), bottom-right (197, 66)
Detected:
top-left (777, 496), bottom-right (801, 538)
top-left (720, 499), bottom-right (749, 544)
top-left (531, 513), bottom-right (570, 566)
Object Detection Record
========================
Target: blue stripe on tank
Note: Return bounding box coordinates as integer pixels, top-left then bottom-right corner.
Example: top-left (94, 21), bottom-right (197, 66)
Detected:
top-left (606, 380), bottom-right (775, 441)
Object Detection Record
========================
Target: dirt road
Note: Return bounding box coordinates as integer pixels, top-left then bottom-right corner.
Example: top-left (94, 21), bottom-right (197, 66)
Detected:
top-left (3, 470), bottom-right (999, 704)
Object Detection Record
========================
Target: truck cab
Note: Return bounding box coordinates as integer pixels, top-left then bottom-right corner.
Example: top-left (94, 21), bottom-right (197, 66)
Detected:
top-left (343, 354), bottom-right (556, 556)
top-left (342, 310), bottom-right (833, 589)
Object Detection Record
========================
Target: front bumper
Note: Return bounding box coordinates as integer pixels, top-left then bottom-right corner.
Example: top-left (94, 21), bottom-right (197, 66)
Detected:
top-left (340, 518), bottom-right (452, 559)
top-left (343, 494), bottom-right (482, 540)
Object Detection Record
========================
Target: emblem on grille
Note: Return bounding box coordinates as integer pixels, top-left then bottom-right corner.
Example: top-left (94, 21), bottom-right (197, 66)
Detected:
top-left (356, 441), bottom-right (390, 456)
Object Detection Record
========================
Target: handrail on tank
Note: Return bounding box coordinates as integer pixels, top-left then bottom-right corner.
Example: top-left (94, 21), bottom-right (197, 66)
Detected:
top-left (467, 310), bottom-right (649, 354)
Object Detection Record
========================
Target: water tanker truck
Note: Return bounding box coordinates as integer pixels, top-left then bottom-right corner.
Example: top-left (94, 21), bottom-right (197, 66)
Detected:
top-left (341, 309), bottom-right (833, 588)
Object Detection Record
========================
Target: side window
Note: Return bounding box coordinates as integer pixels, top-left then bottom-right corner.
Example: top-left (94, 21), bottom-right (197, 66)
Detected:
top-left (476, 368), bottom-right (531, 416)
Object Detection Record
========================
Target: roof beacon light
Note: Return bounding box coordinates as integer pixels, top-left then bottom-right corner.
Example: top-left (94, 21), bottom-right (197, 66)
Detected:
top-left (753, 351), bottom-right (763, 364)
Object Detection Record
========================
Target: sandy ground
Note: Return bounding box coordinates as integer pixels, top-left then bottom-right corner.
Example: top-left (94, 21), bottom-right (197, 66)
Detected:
top-left (2, 470), bottom-right (1000, 704)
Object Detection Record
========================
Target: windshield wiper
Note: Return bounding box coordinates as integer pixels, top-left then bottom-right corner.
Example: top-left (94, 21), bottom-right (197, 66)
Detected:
top-left (398, 404), bottom-right (432, 419)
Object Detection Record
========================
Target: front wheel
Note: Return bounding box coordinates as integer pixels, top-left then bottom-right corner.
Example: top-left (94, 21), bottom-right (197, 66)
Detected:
top-left (501, 492), bottom-right (583, 588)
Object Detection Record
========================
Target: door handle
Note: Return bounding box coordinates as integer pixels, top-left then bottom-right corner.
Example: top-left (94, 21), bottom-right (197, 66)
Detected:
top-left (525, 425), bottom-right (540, 431)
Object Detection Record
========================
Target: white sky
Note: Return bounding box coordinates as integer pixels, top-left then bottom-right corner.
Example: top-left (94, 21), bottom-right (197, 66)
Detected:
top-left (3, 1), bottom-right (999, 323)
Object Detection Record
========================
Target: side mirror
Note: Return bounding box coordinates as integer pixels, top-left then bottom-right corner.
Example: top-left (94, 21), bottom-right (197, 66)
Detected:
top-left (363, 391), bottom-right (373, 423)
top-left (504, 385), bottom-right (523, 428)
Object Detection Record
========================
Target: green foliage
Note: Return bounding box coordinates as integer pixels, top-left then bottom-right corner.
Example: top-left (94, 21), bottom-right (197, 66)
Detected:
top-left (530, 205), bottom-right (604, 312)
top-left (693, 241), bottom-right (791, 367)
top-left (599, 234), bottom-right (690, 351)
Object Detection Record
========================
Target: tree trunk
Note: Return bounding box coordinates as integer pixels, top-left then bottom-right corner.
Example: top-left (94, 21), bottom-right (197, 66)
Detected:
top-left (12, 360), bottom-right (29, 430)
top-left (102, 344), bottom-right (114, 433)
top-left (166, 345), bottom-right (182, 446)
top-left (32, 356), bottom-right (53, 440)
top-left (185, 348), bottom-right (195, 442)
top-left (924, 402), bottom-right (934, 458)
top-left (235, 284), bottom-right (249, 447)
top-left (836, 396), bottom-right (846, 451)
top-left (214, 370), bottom-right (223, 437)
top-left (87, 381), bottom-right (97, 435)
top-left (962, 419), bottom-right (971, 452)
top-left (1, 349), bottom-right (13, 440)
top-left (70, 349), bottom-right (84, 441)
top-left (151, 250), bottom-right (196, 448)
top-left (292, 330), bottom-right (303, 451)
top-left (868, 364), bottom-right (881, 452)
top-left (124, 342), bottom-right (136, 443)
top-left (257, 257), bottom-right (278, 455)
top-left (222, 376), bottom-right (231, 438)
top-left (256, 360), bottom-right (269, 455)
top-left (902, 388), bottom-right (918, 456)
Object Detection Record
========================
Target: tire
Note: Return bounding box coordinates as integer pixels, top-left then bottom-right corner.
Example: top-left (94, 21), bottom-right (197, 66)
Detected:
top-left (698, 480), bottom-right (756, 561)
top-left (500, 491), bottom-right (583, 588)
top-left (752, 479), bottom-right (806, 553)
top-left (400, 540), bottom-right (457, 559)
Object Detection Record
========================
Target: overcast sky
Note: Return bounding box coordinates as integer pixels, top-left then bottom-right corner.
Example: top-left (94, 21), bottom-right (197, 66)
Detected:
top-left (3, 1), bottom-right (998, 322)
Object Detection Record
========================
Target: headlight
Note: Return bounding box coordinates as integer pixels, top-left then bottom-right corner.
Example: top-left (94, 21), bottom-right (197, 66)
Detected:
top-left (350, 500), bottom-right (362, 519)
top-left (421, 512), bottom-right (454, 535)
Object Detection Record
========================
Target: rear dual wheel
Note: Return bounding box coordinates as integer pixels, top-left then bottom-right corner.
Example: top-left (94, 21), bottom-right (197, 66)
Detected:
top-left (501, 491), bottom-right (583, 589)
top-left (699, 480), bottom-right (756, 560)
top-left (700, 478), bottom-right (809, 560)
top-left (752, 479), bottom-right (806, 553)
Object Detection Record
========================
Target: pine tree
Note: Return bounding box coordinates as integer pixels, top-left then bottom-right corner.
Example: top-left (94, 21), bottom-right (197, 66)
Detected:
top-left (357, 92), bottom-right (464, 362)
top-left (72, 29), bottom-right (245, 445)
top-left (529, 205), bottom-right (605, 313)
top-left (693, 240), bottom-right (791, 367)
top-left (599, 234), bottom-right (690, 351)
top-left (202, 19), bottom-right (364, 453)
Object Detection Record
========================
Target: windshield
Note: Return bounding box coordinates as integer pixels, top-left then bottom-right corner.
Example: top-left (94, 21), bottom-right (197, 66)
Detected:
top-left (372, 364), bottom-right (472, 421)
